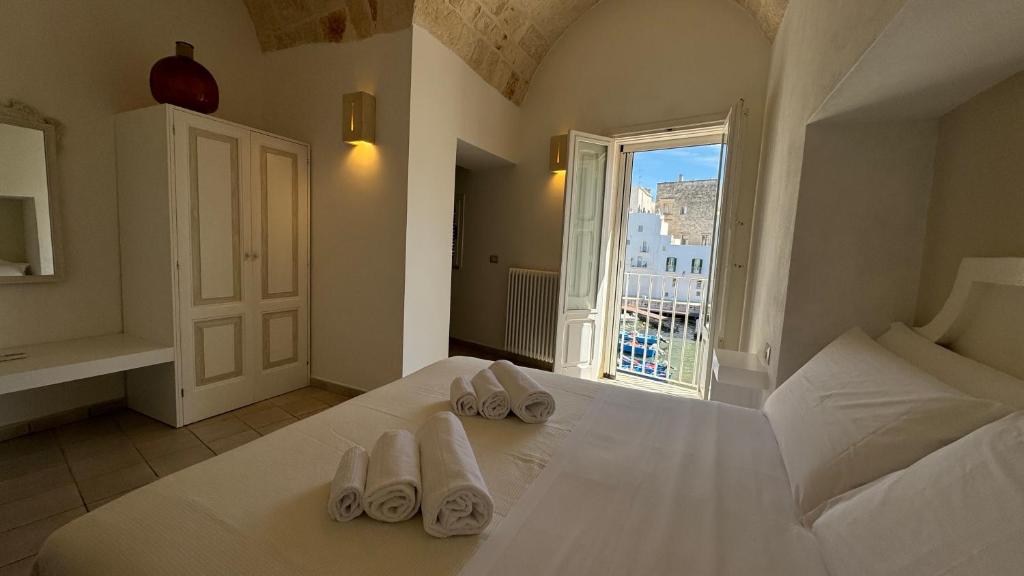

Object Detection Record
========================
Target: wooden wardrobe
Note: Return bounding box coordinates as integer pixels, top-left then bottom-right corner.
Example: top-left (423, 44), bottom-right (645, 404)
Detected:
top-left (116, 105), bottom-right (310, 426)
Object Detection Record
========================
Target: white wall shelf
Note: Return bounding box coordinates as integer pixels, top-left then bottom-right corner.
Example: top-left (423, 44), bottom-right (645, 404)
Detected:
top-left (0, 334), bottom-right (174, 396)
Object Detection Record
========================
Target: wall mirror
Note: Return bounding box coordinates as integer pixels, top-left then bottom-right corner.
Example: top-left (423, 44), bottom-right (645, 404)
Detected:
top-left (0, 101), bottom-right (63, 283)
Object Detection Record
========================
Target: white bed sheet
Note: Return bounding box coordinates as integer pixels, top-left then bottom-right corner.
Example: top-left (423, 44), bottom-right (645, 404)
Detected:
top-left (36, 357), bottom-right (825, 576)
top-left (460, 387), bottom-right (827, 576)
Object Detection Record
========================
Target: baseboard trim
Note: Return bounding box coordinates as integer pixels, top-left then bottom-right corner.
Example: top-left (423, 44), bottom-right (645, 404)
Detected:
top-left (310, 377), bottom-right (366, 397)
top-left (448, 337), bottom-right (554, 371)
top-left (0, 397), bottom-right (127, 442)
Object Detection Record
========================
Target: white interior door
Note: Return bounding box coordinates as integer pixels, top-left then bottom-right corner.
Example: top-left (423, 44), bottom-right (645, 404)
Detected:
top-left (250, 133), bottom-right (310, 401)
top-left (554, 131), bottom-right (615, 379)
top-left (173, 111), bottom-right (254, 423)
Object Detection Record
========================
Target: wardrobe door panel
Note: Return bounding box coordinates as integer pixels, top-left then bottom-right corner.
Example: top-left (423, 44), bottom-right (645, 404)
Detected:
top-left (262, 149), bottom-right (299, 298)
top-left (173, 111), bottom-right (254, 424)
top-left (191, 130), bottom-right (242, 304)
top-left (252, 133), bottom-right (309, 401)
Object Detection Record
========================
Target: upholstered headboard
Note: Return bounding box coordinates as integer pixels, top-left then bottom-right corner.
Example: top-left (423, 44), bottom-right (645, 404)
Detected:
top-left (916, 258), bottom-right (1024, 380)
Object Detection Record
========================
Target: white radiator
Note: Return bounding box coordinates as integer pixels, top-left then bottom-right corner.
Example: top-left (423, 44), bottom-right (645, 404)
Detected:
top-left (504, 268), bottom-right (559, 364)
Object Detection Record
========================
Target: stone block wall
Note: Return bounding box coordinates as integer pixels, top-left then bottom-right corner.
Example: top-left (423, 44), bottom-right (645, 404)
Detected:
top-left (656, 179), bottom-right (719, 245)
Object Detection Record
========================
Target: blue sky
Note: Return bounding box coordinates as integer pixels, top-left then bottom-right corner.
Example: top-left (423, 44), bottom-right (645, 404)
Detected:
top-left (632, 144), bottom-right (723, 196)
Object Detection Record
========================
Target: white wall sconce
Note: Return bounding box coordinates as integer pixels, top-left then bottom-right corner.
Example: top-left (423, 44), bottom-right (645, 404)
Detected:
top-left (549, 134), bottom-right (568, 172)
top-left (343, 91), bottom-right (376, 144)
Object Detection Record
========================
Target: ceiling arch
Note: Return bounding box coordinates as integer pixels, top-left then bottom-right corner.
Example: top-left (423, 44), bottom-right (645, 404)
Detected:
top-left (243, 0), bottom-right (787, 104)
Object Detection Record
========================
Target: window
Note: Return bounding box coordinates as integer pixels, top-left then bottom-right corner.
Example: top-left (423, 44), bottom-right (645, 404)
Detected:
top-left (681, 205), bottom-right (688, 215)
top-left (630, 258), bottom-right (636, 267)
top-left (681, 236), bottom-right (688, 245)
top-left (638, 225), bottom-right (644, 233)
top-left (691, 258), bottom-right (703, 274)
top-left (625, 239), bottom-right (630, 246)
top-left (666, 257), bottom-right (677, 273)
top-left (701, 233), bottom-right (710, 246)
top-left (641, 241), bottom-right (649, 253)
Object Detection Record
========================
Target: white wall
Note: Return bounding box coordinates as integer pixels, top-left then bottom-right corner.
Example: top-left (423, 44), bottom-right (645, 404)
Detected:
top-left (403, 26), bottom-right (520, 376)
top-left (449, 0), bottom-right (771, 352)
top-left (261, 31), bottom-right (414, 391)
top-left (916, 71), bottom-right (1024, 322)
top-left (741, 0), bottom-right (910, 383)
top-left (0, 0), bottom-right (265, 425)
top-left (777, 120), bottom-right (937, 379)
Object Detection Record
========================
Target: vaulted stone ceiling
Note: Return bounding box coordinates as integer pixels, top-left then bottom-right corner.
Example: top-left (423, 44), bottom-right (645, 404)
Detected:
top-left (243, 0), bottom-right (788, 104)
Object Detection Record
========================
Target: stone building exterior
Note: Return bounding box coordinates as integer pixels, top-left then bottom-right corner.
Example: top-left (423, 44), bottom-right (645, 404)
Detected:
top-left (655, 178), bottom-right (719, 245)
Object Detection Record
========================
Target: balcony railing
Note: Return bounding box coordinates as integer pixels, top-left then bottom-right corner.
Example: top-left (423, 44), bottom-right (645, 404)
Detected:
top-left (616, 271), bottom-right (707, 391)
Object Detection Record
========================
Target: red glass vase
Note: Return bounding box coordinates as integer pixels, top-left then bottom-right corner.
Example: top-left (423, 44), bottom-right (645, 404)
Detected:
top-left (149, 41), bottom-right (219, 114)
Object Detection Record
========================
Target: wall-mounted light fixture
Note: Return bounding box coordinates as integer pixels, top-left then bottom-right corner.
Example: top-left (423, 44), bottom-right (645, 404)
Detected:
top-left (342, 91), bottom-right (376, 144)
top-left (549, 134), bottom-right (568, 172)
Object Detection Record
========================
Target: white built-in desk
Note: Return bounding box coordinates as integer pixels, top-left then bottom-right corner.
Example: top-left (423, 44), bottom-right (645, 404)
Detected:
top-left (0, 334), bottom-right (174, 396)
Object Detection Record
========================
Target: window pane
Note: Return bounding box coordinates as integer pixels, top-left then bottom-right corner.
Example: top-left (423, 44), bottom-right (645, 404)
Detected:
top-left (565, 140), bottom-right (608, 311)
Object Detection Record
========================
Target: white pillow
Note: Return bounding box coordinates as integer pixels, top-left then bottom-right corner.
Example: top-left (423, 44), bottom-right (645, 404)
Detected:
top-left (812, 412), bottom-right (1024, 576)
top-left (877, 322), bottom-right (1024, 409)
top-left (764, 327), bottom-right (1011, 518)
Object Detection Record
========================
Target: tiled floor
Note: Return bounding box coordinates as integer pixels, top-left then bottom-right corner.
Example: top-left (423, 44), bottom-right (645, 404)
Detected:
top-left (0, 385), bottom-right (352, 574)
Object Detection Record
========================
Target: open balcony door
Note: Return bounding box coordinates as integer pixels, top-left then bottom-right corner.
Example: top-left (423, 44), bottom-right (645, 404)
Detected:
top-left (695, 101), bottom-right (745, 394)
top-left (554, 131), bottom-right (616, 379)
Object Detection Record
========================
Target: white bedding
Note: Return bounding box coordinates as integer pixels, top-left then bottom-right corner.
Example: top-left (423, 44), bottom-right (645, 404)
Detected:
top-left (461, 387), bottom-right (827, 576)
top-left (37, 357), bottom-right (824, 575)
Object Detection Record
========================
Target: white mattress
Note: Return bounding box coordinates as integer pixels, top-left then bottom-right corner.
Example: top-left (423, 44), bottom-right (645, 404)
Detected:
top-left (37, 357), bottom-right (825, 575)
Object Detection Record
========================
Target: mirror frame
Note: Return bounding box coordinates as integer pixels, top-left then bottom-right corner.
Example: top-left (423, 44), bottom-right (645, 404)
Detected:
top-left (0, 101), bottom-right (64, 284)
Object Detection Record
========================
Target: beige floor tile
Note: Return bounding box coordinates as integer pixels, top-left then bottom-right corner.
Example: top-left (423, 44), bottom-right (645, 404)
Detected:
top-left (206, 429), bottom-right (260, 454)
top-left (60, 433), bottom-right (135, 463)
top-left (84, 492), bottom-right (125, 512)
top-left (0, 432), bottom-right (59, 461)
top-left (132, 428), bottom-right (203, 460)
top-left (0, 507), bottom-right (84, 566)
top-left (278, 396), bottom-right (329, 418)
top-left (55, 417), bottom-right (120, 448)
top-left (309, 388), bottom-right (350, 406)
top-left (255, 416), bottom-right (298, 436)
top-left (0, 555), bottom-right (35, 576)
top-left (147, 444), bottom-right (214, 477)
top-left (266, 387), bottom-right (318, 405)
top-left (0, 483), bottom-right (82, 533)
top-left (237, 406), bottom-right (292, 429)
top-left (76, 462), bottom-right (156, 504)
top-left (66, 443), bottom-right (145, 481)
top-left (113, 409), bottom-right (166, 434)
top-left (188, 416), bottom-right (251, 444)
top-left (0, 447), bottom-right (65, 484)
top-left (231, 399), bottom-right (278, 417)
top-left (0, 463), bottom-right (74, 506)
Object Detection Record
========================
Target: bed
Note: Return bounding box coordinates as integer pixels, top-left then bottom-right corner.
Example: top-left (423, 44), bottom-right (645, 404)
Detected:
top-left (35, 258), bottom-right (1024, 576)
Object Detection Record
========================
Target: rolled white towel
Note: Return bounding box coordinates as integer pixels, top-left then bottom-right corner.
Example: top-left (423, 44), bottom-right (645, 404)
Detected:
top-left (450, 376), bottom-right (478, 417)
top-left (471, 369), bottom-right (510, 420)
top-left (364, 430), bottom-right (421, 523)
top-left (327, 445), bottom-right (368, 522)
top-left (418, 411), bottom-right (494, 538)
top-left (489, 360), bottom-right (556, 423)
